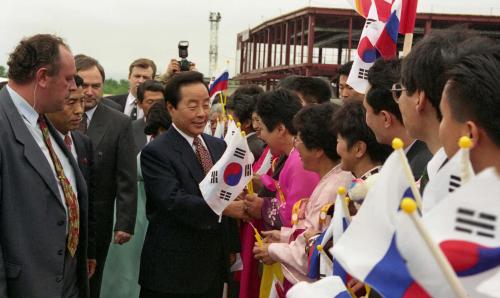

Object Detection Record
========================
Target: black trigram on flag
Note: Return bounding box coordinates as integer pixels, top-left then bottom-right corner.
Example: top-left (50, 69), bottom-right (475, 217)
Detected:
top-left (220, 190), bottom-right (232, 201)
top-left (455, 208), bottom-right (497, 239)
top-left (365, 18), bottom-right (376, 28)
top-left (244, 164), bottom-right (252, 176)
top-left (210, 171), bottom-right (218, 184)
top-left (234, 148), bottom-right (246, 159)
top-left (358, 68), bottom-right (369, 80)
top-left (448, 175), bottom-right (461, 193)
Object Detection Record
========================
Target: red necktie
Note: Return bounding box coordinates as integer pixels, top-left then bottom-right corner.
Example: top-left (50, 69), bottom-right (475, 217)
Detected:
top-left (193, 136), bottom-right (213, 174)
top-left (38, 116), bottom-right (80, 257)
top-left (64, 134), bottom-right (72, 152)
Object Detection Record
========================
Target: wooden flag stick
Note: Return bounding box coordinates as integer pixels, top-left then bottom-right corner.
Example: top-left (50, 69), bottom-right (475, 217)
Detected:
top-left (458, 136), bottom-right (473, 184)
top-left (316, 244), bottom-right (333, 268)
top-left (392, 138), bottom-right (423, 211)
top-left (402, 33), bottom-right (414, 57)
top-left (400, 199), bottom-right (468, 298)
top-left (219, 92), bottom-right (226, 116)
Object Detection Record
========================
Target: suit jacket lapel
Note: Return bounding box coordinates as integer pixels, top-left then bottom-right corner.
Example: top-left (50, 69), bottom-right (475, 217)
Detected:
top-left (169, 127), bottom-right (205, 183)
top-left (0, 91), bottom-right (61, 203)
top-left (87, 103), bottom-right (108, 149)
top-left (68, 131), bottom-right (89, 205)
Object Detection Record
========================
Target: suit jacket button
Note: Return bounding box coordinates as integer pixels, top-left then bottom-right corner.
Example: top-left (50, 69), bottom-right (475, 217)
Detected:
top-left (57, 220), bottom-right (65, 226)
top-left (58, 249), bottom-right (64, 255)
top-left (56, 276), bottom-right (63, 283)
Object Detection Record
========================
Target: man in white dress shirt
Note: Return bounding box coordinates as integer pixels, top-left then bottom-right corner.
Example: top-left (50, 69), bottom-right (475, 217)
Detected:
top-left (106, 58), bottom-right (157, 120)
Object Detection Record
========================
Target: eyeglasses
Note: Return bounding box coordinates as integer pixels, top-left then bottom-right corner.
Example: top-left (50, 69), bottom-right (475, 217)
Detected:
top-left (390, 83), bottom-right (407, 103)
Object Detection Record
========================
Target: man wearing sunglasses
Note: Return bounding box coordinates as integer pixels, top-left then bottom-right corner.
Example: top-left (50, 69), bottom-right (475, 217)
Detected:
top-left (364, 58), bottom-right (431, 179)
top-left (396, 29), bottom-right (475, 190)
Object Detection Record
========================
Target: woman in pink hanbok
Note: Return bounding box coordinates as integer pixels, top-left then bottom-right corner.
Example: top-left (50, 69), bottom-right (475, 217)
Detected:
top-left (252, 103), bottom-right (352, 287)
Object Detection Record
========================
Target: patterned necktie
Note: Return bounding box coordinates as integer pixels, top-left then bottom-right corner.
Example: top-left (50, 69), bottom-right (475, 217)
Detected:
top-left (64, 134), bottom-right (72, 152)
top-left (130, 102), bottom-right (138, 121)
top-left (193, 136), bottom-right (213, 174)
top-left (38, 116), bottom-right (80, 257)
top-left (78, 113), bottom-right (88, 135)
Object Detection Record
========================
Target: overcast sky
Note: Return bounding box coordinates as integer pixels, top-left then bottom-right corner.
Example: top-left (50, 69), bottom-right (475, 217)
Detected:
top-left (2, 0), bottom-right (500, 79)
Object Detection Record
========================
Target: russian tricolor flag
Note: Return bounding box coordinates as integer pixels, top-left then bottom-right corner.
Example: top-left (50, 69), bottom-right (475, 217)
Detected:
top-left (209, 70), bottom-right (229, 97)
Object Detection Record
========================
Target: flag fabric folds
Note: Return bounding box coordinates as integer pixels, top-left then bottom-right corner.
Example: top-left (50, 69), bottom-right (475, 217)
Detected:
top-left (213, 119), bottom-right (224, 139)
top-left (399, 0), bottom-right (418, 34)
top-left (347, 0), bottom-right (417, 93)
top-left (224, 117), bottom-right (238, 144)
top-left (203, 121), bottom-right (212, 136)
top-left (255, 148), bottom-right (273, 176)
top-left (423, 168), bottom-right (500, 298)
top-left (287, 276), bottom-right (350, 298)
top-left (347, 2), bottom-right (388, 93)
top-left (199, 128), bottom-right (255, 216)
top-left (422, 147), bottom-right (474, 214)
top-left (208, 70), bottom-right (229, 97)
top-left (332, 150), bottom-right (431, 297)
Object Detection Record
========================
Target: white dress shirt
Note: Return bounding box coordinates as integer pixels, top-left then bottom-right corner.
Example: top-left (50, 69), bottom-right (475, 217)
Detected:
top-left (124, 92), bottom-right (144, 119)
top-left (172, 123), bottom-right (208, 153)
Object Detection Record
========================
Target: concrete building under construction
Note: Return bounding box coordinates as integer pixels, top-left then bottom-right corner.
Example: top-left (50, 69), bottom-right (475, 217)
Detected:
top-left (234, 7), bottom-right (500, 90)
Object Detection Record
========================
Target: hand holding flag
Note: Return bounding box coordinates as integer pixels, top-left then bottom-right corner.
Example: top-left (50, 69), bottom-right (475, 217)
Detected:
top-left (199, 127), bottom-right (255, 216)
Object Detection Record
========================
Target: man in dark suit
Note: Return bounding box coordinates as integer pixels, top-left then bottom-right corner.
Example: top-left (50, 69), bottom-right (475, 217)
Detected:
top-left (106, 58), bottom-right (157, 120)
top-left (132, 79), bottom-right (165, 154)
top-left (46, 75), bottom-right (98, 280)
top-left (75, 55), bottom-right (137, 298)
top-left (363, 58), bottom-right (432, 178)
top-left (0, 34), bottom-right (90, 297)
top-left (140, 71), bottom-right (239, 298)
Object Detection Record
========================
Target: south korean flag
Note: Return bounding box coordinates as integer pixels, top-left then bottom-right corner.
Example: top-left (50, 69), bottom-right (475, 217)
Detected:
top-left (199, 127), bottom-right (255, 216)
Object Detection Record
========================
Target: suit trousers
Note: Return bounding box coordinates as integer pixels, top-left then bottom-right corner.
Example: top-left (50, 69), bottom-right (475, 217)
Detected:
top-left (90, 243), bottom-right (111, 298)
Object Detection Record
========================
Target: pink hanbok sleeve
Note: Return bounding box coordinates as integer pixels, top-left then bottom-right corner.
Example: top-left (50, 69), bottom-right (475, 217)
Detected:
top-left (278, 150), bottom-right (320, 227)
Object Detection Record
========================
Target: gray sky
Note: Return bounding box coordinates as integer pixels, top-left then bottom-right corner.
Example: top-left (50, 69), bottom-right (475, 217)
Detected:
top-left (2, 0), bottom-right (500, 79)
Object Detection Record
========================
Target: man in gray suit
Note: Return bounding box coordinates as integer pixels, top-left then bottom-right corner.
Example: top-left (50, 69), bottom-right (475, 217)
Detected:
top-left (75, 55), bottom-right (137, 298)
top-left (0, 34), bottom-right (90, 297)
top-left (132, 79), bottom-right (165, 154)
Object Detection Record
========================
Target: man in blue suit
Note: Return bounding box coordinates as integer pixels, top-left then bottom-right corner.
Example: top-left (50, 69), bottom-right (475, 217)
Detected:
top-left (139, 71), bottom-right (239, 298)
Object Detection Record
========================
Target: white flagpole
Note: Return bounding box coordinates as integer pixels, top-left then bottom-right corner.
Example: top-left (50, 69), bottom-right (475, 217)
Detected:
top-left (392, 138), bottom-right (423, 211)
top-left (459, 136), bottom-right (473, 184)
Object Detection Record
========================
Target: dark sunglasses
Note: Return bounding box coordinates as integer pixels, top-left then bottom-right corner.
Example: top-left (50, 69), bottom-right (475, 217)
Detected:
top-left (390, 83), bottom-right (407, 103)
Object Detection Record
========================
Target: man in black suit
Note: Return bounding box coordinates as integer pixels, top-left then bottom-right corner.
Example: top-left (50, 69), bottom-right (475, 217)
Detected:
top-left (140, 71), bottom-right (238, 298)
top-left (105, 58), bottom-right (157, 120)
top-left (0, 34), bottom-right (90, 297)
top-left (363, 58), bottom-right (432, 178)
top-left (132, 79), bottom-right (165, 154)
top-left (46, 74), bottom-right (98, 281)
top-left (75, 55), bottom-right (137, 298)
